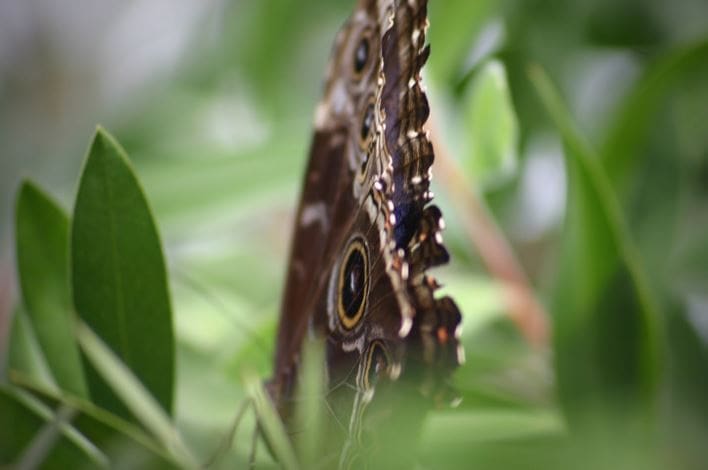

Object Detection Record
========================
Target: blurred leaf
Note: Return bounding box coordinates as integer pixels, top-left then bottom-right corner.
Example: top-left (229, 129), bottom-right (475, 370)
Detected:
top-left (0, 386), bottom-right (101, 468)
top-left (75, 322), bottom-right (196, 467)
top-left (137, 141), bottom-right (301, 231)
top-left (529, 65), bottom-right (661, 427)
top-left (15, 181), bottom-right (86, 397)
top-left (663, 303), bottom-right (708, 468)
top-left (7, 307), bottom-right (56, 390)
top-left (463, 60), bottom-right (519, 189)
top-left (71, 127), bottom-right (175, 419)
top-left (428, 0), bottom-right (498, 84)
top-left (421, 409), bottom-right (563, 451)
top-left (7, 388), bottom-right (108, 468)
top-left (453, 318), bottom-right (551, 408)
top-left (600, 38), bottom-right (708, 191)
top-left (293, 340), bottom-right (326, 467)
top-left (244, 373), bottom-right (299, 470)
top-left (228, 315), bottom-right (276, 379)
top-left (443, 275), bottom-right (505, 336)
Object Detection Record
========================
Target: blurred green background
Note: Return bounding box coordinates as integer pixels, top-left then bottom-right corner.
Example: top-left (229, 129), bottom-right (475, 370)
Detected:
top-left (1, 0), bottom-right (707, 468)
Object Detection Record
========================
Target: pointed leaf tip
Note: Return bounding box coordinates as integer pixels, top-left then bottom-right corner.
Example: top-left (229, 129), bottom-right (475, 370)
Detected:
top-left (72, 128), bottom-right (175, 419)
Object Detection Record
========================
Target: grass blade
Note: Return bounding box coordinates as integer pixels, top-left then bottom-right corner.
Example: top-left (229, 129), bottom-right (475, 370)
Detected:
top-left (243, 372), bottom-right (299, 470)
top-left (529, 65), bottom-right (662, 427)
top-left (75, 321), bottom-right (197, 468)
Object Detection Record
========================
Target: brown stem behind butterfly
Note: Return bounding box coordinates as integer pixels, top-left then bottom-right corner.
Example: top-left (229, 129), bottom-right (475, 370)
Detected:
top-left (429, 121), bottom-right (550, 349)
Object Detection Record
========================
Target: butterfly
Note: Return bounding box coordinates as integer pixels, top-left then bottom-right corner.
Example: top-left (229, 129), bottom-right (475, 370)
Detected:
top-left (268, 0), bottom-right (462, 465)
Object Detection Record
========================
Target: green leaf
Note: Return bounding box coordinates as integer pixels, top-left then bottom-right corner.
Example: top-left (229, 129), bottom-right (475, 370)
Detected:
top-left (463, 60), bottom-right (520, 189)
top-left (600, 38), bottom-right (708, 191)
top-left (663, 303), bottom-right (708, 464)
top-left (428, 0), bottom-right (498, 84)
top-left (15, 181), bottom-right (86, 396)
top-left (75, 322), bottom-right (196, 467)
top-left (529, 66), bottom-right (662, 428)
top-left (71, 127), bottom-right (175, 418)
top-left (7, 307), bottom-right (57, 390)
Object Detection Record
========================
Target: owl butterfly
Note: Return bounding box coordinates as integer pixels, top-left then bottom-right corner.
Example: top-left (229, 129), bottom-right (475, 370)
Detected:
top-left (268, 0), bottom-right (462, 465)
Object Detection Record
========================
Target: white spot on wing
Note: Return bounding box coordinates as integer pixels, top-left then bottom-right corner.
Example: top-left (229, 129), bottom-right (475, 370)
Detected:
top-left (300, 202), bottom-right (329, 232)
top-left (399, 316), bottom-right (413, 337)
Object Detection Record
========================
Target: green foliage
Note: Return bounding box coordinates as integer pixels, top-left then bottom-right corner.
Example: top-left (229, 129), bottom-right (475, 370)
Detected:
top-left (0, 387), bottom-right (101, 469)
top-left (15, 182), bottom-right (86, 397)
top-left (530, 66), bottom-right (661, 427)
top-left (2, 0), bottom-right (708, 468)
top-left (75, 322), bottom-right (196, 466)
top-left (3, 128), bottom-right (185, 468)
top-left (600, 39), bottom-right (708, 191)
top-left (7, 308), bottom-right (57, 390)
top-left (71, 128), bottom-right (175, 420)
top-left (462, 60), bottom-right (520, 189)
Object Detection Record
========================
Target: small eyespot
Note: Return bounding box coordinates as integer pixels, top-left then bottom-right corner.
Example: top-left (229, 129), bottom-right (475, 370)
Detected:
top-left (360, 102), bottom-right (375, 143)
top-left (337, 238), bottom-right (369, 330)
top-left (358, 98), bottom-right (376, 174)
top-left (363, 341), bottom-right (390, 390)
top-left (353, 37), bottom-right (369, 75)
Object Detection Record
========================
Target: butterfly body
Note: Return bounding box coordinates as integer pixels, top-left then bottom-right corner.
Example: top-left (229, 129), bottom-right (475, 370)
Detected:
top-left (269, 0), bottom-right (462, 462)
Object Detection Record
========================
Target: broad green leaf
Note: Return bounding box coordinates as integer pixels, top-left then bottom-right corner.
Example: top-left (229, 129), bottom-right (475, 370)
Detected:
top-left (71, 127), bottom-right (175, 418)
top-left (7, 308), bottom-right (56, 390)
top-left (529, 66), bottom-right (661, 428)
top-left (463, 60), bottom-right (520, 188)
top-left (75, 322), bottom-right (196, 467)
top-left (0, 386), bottom-right (101, 468)
top-left (600, 38), bottom-right (708, 191)
top-left (15, 181), bottom-right (86, 396)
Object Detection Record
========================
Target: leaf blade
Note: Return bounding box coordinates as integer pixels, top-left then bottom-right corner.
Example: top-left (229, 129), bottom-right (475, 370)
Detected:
top-left (463, 60), bottom-right (520, 188)
top-left (71, 127), bottom-right (175, 418)
top-left (74, 322), bottom-right (196, 468)
top-left (15, 181), bottom-right (86, 397)
top-left (529, 65), bottom-right (662, 427)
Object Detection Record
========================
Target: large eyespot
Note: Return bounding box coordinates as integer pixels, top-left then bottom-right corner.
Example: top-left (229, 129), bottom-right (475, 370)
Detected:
top-left (363, 340), bottom-right (390, 390)
top-left (353, 36), bottom-right (369, 75)
top-left (337, 238), bottom-right (369, 330)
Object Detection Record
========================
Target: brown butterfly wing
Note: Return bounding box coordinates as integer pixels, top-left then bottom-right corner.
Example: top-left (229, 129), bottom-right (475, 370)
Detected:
top-left (271, 0), bottom-right (385, 406)
top-left (270, 0), bottom-right (462, 454)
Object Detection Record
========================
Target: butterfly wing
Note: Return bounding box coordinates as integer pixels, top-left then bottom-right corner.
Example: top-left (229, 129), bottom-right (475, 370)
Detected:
top-left (272, 0), bottom-right (385, 402)
top-left (271, 0), bottom-right (462, 453)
